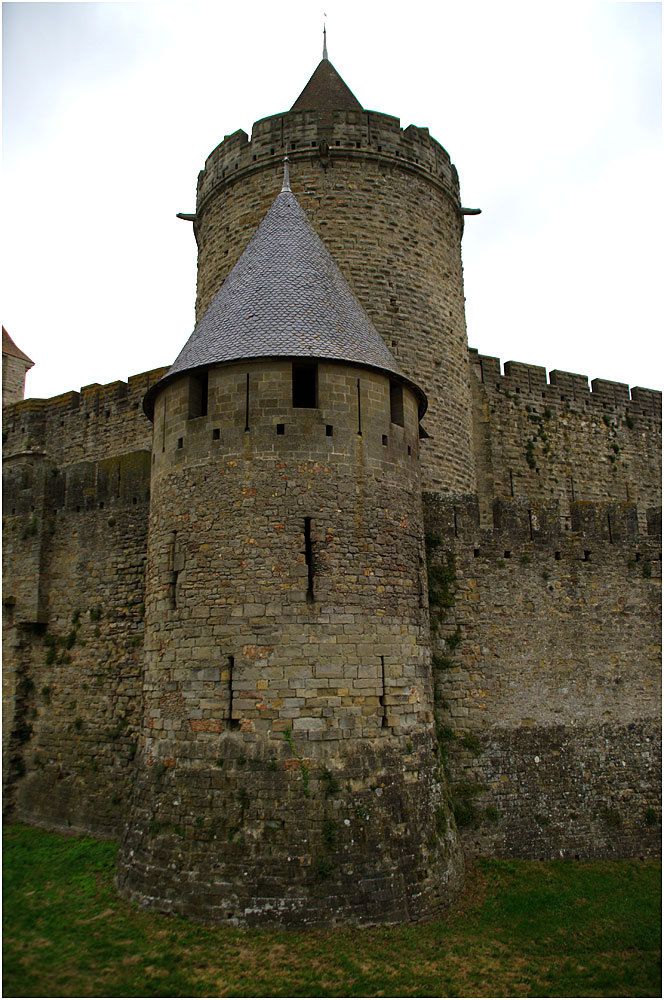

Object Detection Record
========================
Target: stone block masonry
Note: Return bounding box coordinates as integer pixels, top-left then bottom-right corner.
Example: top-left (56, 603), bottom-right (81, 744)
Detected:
top-left (469, 350), bottom-right (661, 529)
top-left (192, 110), bottom-right (475, 496)
top-left (424, 493), bottom-right (661, 859)
top-left (2, 368), bottom-right (160, 835)
top-left (117, 359), bottom-right (464, 925)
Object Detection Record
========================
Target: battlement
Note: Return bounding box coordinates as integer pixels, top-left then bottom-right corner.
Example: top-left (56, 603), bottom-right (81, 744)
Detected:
top-left (196, 109), bottom-right (459, 215)
top-left (424, 493), bottom-right (662, 554)
top-left (469, 349), bottom-right (662, 420)
top-left (2, 367), bottom-right (167, 466)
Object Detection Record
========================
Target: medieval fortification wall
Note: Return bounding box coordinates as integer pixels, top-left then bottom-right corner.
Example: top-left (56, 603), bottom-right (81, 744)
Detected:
top-left (2, 62), bottom-right (661, 922)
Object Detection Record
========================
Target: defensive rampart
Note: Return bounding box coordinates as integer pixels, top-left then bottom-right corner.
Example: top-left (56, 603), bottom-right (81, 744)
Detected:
top-left (424, 493), bottom-right (662, 858)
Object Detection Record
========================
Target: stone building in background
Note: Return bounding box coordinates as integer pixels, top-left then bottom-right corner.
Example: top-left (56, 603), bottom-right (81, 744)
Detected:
top-left (2, 48), bottom-right (661, 926)
top-left (2, 328), bottom-right (33, 407)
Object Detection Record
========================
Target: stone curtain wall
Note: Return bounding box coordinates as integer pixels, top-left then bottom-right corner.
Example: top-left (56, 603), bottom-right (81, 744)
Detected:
top-left (2, 373), bottom-right (159, 834)
top-left (191, 110), bottom-right (476, 496)
top-left (424, 494), bottom-right (662, 859)
top-left (117, 359), bottom-right (464, 925)
top-left (2, 368), bottom-right (166, 467)
top-left (470, 351), bottom-right (662, 529)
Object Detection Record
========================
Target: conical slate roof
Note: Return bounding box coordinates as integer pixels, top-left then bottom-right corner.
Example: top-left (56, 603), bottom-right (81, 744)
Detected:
top-left (144, 177), bottom-right (426, 420)
top-left (291, 58), bottom-right (363, 112)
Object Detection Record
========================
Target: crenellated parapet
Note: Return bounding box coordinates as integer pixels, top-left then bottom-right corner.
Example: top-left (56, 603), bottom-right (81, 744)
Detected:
top-left (2, 368), bottom-right (166, 466)
top-left (469, 348), bottom-right (661, 420)
top-left (196, 110), bottom-right (459, 218)
top-left (468, 349), bottom-right (661, 524)
top-left (424, 493), bottom-right (661, 557)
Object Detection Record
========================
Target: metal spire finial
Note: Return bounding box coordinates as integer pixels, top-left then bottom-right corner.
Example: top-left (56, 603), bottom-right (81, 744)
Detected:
top-left (282, 156), bottom-right (291, 193)
top-left (323, 19), bottom-right (328, 60)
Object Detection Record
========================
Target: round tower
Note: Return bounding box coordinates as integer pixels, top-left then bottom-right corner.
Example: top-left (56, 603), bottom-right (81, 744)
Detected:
top-left (117, 171), bottom-right (464, 926)
top-left (189, 51), bottom-right (476, 495)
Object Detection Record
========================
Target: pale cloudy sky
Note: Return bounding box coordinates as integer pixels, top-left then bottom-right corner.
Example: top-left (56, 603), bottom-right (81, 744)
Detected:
top-left (2, 0), bottom-right (662, 400)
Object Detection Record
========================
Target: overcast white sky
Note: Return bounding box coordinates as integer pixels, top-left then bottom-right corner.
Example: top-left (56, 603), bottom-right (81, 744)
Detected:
top-left (2, 0), bottom-right (662, 400)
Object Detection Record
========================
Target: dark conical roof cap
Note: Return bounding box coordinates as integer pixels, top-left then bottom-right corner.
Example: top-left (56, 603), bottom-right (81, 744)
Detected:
top-left (144, 174), bottom-right (426, 420)
top-left (291, 58), bottom-right (363, 112)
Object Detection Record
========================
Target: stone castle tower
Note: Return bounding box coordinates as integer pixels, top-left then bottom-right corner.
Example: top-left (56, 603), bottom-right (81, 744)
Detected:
top-left (116, 160), bottom-right (463, 923)
top-left (3, 45), bottom-right (660, 927)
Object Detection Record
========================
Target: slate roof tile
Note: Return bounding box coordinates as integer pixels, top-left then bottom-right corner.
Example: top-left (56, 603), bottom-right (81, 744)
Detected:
top-left (144, 183), bottom-right (426, 419)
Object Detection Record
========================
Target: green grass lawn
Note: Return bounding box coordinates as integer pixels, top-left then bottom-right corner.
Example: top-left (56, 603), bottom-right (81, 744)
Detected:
top-left (2, 824), bottom-right (661, 998)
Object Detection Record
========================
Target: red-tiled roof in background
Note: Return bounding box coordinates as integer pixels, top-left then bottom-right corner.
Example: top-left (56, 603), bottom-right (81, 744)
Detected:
top-left (2, 327), bottom-right (34, 367)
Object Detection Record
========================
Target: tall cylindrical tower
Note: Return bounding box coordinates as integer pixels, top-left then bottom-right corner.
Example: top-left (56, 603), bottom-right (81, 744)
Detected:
top-left (190, 55), bottom-right (476, 495)
top-left (117, 176), bottom-right (463, 925)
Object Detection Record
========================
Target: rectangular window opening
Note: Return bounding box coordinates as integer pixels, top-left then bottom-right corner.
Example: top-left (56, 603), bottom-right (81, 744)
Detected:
top-left (276, 423), bottom-right (285, 435)
top-left (292, 362), bottom-right (318, 408)
top-left (244, 373), bottom-right (250, 432)
top-left (212, 428), bottom-right (220, 440)
top-left (325, 425), bottom-right (333, 437)
top-left (188, 371), bottom-right (209, 419)
top-left (382, 434), bottom-right (388, 446)
top-left (176, 437), bottom-right (183, 450)
top-left (304, 517), bottom-right (315, 603)
top-left (583, 550), bottom-right (591, 562)
top-left (389, 381), bottom-right (404, 426)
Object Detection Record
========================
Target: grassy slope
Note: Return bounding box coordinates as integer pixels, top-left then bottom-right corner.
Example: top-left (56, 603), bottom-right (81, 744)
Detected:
top-left (2, 824), bottom-right (661, 998)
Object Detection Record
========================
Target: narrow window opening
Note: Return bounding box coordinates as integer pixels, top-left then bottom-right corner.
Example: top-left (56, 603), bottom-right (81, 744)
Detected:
top-left (607, 513), bottom-right (613, 543)
top-left (453, 509), bottom-right (459, 538)
top-left (188, 371), bottom-right (209, 419)
top-left (357, 379), bottom-right (362, 435)
top-left (276, 423), bottom-right (285, 435)
top-left (292, 362), bottom-right (318, 408)
top-left (228, 656), bottom-right (240, 730)
top-left (244, 373), bottom-right (250, 432)
top-left (177, 437), bottom-right (183, 449)
top-left (554, 551), bottom-right (562, 560)
top-left (382, 434), bottom-right (388, 446)
top-left (325, 425), bottom-right (333, 437)
top-left (583, 550), bottom-right (591, 562)
top-left (635, 551), bottom-right (642, 562)
top-left (389, 381), bottom-right (404, 426)
top-left (379, 656), bottom-right (388, 728)
top-left (473, 548), bottom-right (481, 558)
top-left (304, 517), bottom-right (315, 603)
top-left (162, 399), bottom-right (167, 453)
top-left (504, 550), bottom-right (512, 559)
top-left (168, 532), bottom-right (179, 610)
top-left (212, 428), bottom-right (220, 440)
top-left (528, 509), bottom-right (534, 540)
top-left (407, 445), bottom-right (412, 456)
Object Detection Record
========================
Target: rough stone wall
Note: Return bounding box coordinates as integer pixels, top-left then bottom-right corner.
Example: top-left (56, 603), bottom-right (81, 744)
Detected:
top-left (117, 359), bottom-right (464, 925)
top-left (470, 350), bottom-right (662, 530)
top-left (2, 372), bottom-right (160, 835)
top-left (424, 494), bottom-right (662, 859)
top-left (2, 367), bottom-right (166, 466)
top-left (2, 353), bottom-right (31, 407)
top-left (191, 110), bottom-right (475, 496)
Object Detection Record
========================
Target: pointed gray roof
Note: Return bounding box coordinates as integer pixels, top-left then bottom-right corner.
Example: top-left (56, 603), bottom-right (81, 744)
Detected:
top-left (144, 180), bottom-right (426, 419)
